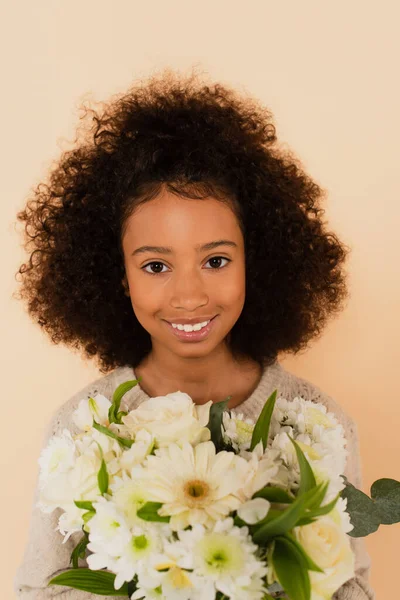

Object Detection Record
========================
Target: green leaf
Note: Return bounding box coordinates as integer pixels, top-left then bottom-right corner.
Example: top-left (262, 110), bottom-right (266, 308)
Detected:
top-left (82, 510), bottom-right (95, 524)
top-left (92, 421), bottom-right (134, 449)
top-left (74, 500), bottom-right (95, 511)
top-left (250, 389), bottom-right (277, 451)
top-left (282, 532), bottom-right (324, 573)
top-left (109, 379), bottom-right (141, 424)
top-left (98, 458), bottom-right (109, 495)
top-left (272, 536), bottom-right (311, 600)
top-left (70, 533), bottom-right (89, 569)
top-left (340, 479), bottom-right (381, 537)
top-left (252, 482), bottom-right (326, 544)
top-left (48, 568), bottom-right (130, 596)
top-left (371, 478), bottom-right (400, 525)
top-left (206, 397), bottom-right (231, 450)
top-left (136, 502), bottom-right (170, 523)
top-left (253, 485), bottom-right (295, 504)
top-left (287, 436), bottom-right (316, 495)
top-left (304, 491), bottom-right (340, 519)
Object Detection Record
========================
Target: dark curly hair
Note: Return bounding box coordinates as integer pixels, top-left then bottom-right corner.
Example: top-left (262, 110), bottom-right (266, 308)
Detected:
top-left (14, 68), bottom-right (351, 374)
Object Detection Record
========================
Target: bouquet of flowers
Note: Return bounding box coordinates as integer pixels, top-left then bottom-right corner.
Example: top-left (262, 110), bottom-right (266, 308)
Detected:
top-left (37, 379), bottom-right (400, 600)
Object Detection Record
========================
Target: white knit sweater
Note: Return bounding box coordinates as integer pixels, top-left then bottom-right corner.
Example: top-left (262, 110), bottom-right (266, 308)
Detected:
top-left (14, 360), bottom-right (375, 599)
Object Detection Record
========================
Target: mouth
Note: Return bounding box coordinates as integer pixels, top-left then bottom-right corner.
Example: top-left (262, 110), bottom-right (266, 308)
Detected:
top-left (164, 315), bottom-right (218, 342)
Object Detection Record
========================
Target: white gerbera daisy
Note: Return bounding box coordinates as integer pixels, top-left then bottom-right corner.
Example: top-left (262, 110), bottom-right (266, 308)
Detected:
top-left (132, 441), bottom-right (248, 530)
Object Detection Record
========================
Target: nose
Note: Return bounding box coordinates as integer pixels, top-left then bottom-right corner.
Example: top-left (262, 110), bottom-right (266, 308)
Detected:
top-left (169, 268), bottom-right (209, 311)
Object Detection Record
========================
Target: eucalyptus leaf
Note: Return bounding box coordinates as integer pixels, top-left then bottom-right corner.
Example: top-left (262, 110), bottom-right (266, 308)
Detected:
top-left (272, 536), bottom-right (311, 600)
top-left (206, 397), bottom-right (231, 450)
top-left (340, 480), bottom-right (381, 537)
top-left (370, 478), bottom-right (400, 525)
top-left (250, 389), bottom-right (277, 451)
top-left (287, 436), bottom-right (316, 495)
top-left (48, 568), bottom-right (130, 596)
top-left (136, 502), bottom-right (170, 523)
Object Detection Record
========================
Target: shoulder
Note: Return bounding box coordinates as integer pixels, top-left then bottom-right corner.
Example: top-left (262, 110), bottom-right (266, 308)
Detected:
top-left (275, 361), bottom-right (362, 483)
top-left (43, 365), bottom-right (136, 440)
top-left (275, 361), bottom-right (356, 428)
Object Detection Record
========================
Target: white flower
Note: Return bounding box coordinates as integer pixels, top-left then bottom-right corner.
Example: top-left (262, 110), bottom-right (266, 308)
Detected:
top-left (86, 498), bottom-right (131, 564)
top-left (222, 411), bottom-right (254, 451)
top-left (37, 449), bottom-right (102, 516)
top-left (109, 471), bottom-right (152, 527)
top-left (293, 510), bottom-right (355, 599)
top-left (38, 429), bottom-right (76, 487)
top-left (121, 392), bottom-right (212, 448)
top-left (72, 394), bottom-right (112, 431)
top-left (112, 524), bottom-right (164, 590)
top-left (179, 518), bottom-right (268, 600)
top-left (132, 441), bottom-right (247, 530)
top-left (236, 441), bottom-right (281, 501)
top-left (237, 498), bottom-right (271, 525)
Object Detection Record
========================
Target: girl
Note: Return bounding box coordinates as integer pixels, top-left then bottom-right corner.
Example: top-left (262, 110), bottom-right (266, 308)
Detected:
top-left (14, 69), bottom-right (374, 599)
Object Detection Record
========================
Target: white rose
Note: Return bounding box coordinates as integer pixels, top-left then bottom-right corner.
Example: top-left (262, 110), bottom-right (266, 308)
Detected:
top-left (293, 511), bottom-right (355, 599)
top-left (121, 392), bottom-right (212, 447)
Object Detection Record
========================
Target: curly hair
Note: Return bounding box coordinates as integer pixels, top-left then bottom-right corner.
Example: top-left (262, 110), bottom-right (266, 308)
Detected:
top-left (14, 68), bottom-right (351, 374)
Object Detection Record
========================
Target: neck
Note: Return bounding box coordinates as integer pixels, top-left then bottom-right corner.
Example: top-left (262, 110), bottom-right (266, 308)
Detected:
top-left (135, 341), bottom-right (261, 406)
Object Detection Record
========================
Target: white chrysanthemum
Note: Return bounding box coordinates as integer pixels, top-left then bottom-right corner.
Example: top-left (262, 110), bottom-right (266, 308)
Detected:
top-left (38, 429), bottom-right (76, 487)
top-left (236, 441), bottom-right (282, 501)
top-left (87, 498), bottom-right (131, 563)
top-left (121, 392), bottom-right (212, 448)
top-left (222, 411), bottom-right (255, 451)
top-left (57, 504), bottom-right (86, 543)
top-left (112, 524), bottom-right (164, 590)
top-left (72, 394), bottom-right (112, 431)
top-left (109, 471), bottom-right (152, 527)
top-left (132, 441), bottom-right (248, 530)
top-left (178, 518), bottom-right (268, 600)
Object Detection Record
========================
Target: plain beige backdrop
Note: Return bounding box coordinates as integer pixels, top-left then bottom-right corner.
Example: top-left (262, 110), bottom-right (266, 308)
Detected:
top-left (2, 1), bottom-right (399, 598)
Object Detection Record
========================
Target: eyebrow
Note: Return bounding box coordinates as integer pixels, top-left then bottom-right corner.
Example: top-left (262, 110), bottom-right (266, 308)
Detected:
top-left (131, 239), bottom-right (238, 257)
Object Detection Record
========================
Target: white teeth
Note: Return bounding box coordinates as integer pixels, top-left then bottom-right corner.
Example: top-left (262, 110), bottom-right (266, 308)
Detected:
top-left (171, 320), bottom-right (210, 332)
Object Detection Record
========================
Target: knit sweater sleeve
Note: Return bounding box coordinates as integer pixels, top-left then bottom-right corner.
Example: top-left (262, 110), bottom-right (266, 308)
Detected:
top-left (293, 376), bottom-right (376, 600)
top-left (13, 372), bottom-right (124, 600)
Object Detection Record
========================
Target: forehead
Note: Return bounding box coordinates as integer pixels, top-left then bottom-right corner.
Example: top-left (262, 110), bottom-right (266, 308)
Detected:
top-left (123, 192), bottom-right (243, 244)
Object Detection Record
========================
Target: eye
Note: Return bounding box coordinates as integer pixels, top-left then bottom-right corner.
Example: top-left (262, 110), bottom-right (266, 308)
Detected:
top-left (204, 256), bottom-right (231, 270)
top-left (142, 261), bottom-right (169, 275)
top-left (141, 256), bottom-right (231, 276)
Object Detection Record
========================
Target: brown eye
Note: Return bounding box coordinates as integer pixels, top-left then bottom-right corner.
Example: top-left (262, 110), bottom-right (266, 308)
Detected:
top-left (142, 262), bottom-right (168, 275)
top-left (205, 257), bottom-right (231, 269)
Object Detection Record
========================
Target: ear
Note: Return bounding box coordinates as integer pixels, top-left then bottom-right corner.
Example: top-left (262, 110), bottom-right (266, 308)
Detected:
top-left (122, 275), bottom-right (130, 297)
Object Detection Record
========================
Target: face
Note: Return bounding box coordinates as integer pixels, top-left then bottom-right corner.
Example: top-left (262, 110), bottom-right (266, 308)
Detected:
top-left (121, 190), bottom-right (246, 360)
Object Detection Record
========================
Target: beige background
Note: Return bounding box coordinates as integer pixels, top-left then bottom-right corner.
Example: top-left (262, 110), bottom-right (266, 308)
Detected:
top-left (2, 1), bottom-right (399, 598)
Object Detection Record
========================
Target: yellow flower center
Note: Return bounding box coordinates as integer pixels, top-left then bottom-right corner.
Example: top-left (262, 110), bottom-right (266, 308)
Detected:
top-left (183, 479), bottom-right (210, 506)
